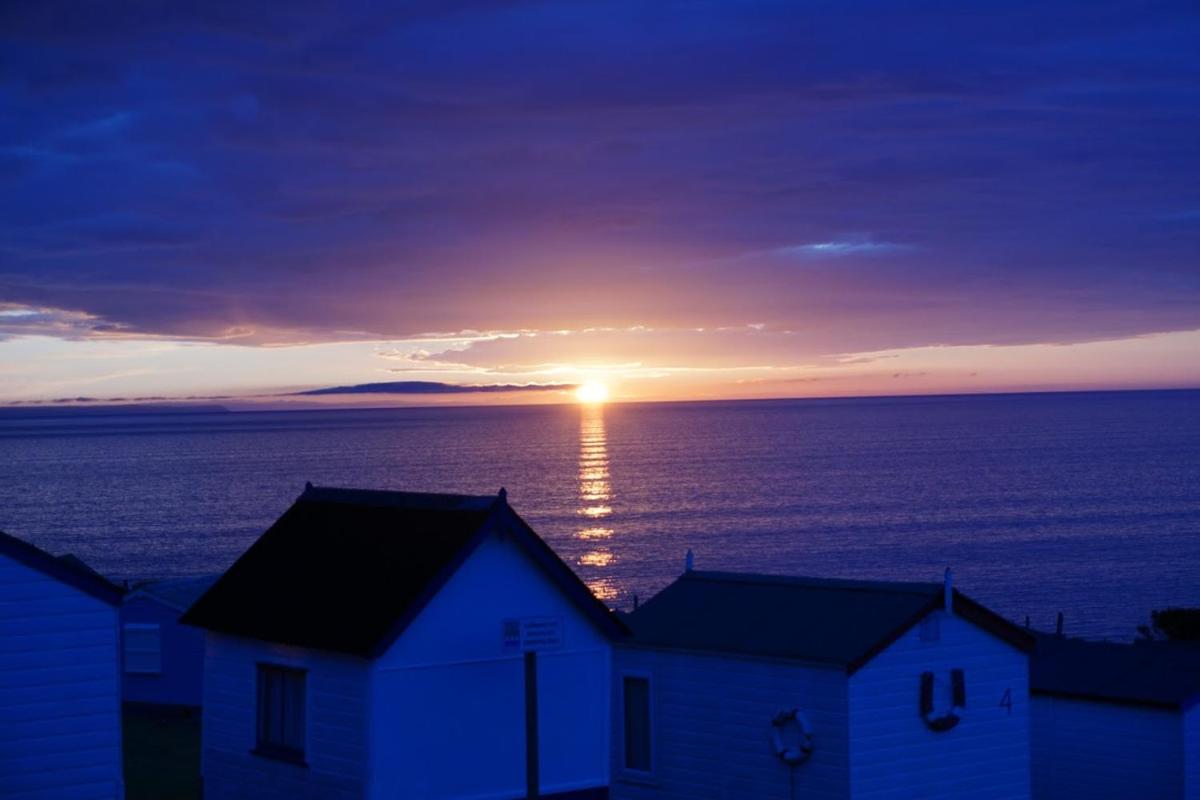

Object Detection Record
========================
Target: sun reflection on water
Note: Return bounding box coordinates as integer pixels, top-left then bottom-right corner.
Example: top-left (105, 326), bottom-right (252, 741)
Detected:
top-left (580, 505), bottom-right (612, 518)
top-left (586, 577), bottom-right (619, 601)
top-left (577, 406), bottom-right (611, 523)
top-left (579, 549), bottom-right (614, 567)
top-left (575, 405), bottom-right (620, 602)
top-left (576, 526), bottom-right (613, 540)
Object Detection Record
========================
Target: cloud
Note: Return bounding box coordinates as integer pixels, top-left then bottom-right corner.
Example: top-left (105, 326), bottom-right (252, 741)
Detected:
top-left (0, 303), bottom-right (121, 340)
top-left (400, 317), bottom-right (1200, 379)
top-left (403, 327), bottom-right (819, 373)
top-left (292, 380), bottom-right (574, 396)
top-left (5, 395), bottom-right (232, 407)
top-left (773, 238), bottom-right (912, 259)
top-left (1, 213), bottom-right (198, 259)
top-left (0, 0), bottom-right (1197, 357)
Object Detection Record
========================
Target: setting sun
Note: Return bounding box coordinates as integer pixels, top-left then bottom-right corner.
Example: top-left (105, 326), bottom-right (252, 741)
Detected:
top-left (575, 381), bottom-right (610, 404)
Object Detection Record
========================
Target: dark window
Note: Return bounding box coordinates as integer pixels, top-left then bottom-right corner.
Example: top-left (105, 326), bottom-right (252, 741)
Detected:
top-left (256, 665), bottom-right (306, 762)
top-left (623, 675), bottom-right (652, 772)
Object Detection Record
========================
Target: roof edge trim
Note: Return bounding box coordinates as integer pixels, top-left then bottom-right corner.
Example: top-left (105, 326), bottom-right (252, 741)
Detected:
top-left (0, 530), bottom-right (123, 607)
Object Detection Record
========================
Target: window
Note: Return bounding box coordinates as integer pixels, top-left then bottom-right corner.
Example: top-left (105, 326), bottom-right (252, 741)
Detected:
top-left (255, 664), bottom-right (306, 763)
top-left (622, 675), bottom-right (652, 773)
top-left (123, 624), bottom-right (161, 674)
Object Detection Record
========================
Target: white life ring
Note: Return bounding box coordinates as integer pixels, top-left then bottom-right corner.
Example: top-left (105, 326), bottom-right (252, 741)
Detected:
top-left (771, 708), bottom-right (814, 765)
top-left (920, 669), bottom-right (965, 733)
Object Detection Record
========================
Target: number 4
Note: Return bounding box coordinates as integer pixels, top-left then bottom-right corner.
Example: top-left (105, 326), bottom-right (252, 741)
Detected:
top-left (999, 688), bottom-right (1013, 715)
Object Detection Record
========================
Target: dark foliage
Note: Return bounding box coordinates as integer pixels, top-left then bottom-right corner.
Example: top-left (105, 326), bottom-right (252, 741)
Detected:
top-left (1138, 608), bottom-right (1200, 641)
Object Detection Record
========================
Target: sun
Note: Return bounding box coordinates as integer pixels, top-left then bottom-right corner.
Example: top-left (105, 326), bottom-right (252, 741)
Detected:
top-left (575, 381), bottom-right (610, 404)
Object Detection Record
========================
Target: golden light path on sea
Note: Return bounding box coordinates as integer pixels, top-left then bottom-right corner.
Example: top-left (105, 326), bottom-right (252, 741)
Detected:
top-left (575, 403), bottom-right (618, 600)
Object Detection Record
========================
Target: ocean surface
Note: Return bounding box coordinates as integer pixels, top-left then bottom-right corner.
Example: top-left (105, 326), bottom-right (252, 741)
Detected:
top-left (1, 390), bottom-right (1197, 640)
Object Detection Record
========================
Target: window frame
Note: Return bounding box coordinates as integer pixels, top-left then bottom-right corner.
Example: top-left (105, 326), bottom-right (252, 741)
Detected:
top-left (122, 623), bottom-right (162, 675)
top-left (620, 670), bottom-right (655, 777)
top-left (252, 662), bottom-right (308, 766)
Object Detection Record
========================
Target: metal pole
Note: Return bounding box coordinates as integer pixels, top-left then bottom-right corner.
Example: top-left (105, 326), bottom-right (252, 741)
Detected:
top-left (525, 651), bottom-right (539, 799)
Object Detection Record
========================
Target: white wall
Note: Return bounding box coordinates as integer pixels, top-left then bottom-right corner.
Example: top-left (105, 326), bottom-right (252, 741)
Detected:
top-left (609, 647), bottom-right (852, 800)
top-left (121, 595), bottom-right (206, 707)
top-left (0, 552), bottom-right (122, 800)
top-left (1031, 694), bottom-right (1184, 800)
top-left (201, 633), bottom-right (372, 800)
top-left (847, 610), bottom-right (1030, 800)
top-left (369, 529), bottom-right (612, 800)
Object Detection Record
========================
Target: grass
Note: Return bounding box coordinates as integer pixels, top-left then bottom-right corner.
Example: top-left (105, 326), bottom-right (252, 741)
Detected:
top-left (123, 703), bottom-right (201, 800)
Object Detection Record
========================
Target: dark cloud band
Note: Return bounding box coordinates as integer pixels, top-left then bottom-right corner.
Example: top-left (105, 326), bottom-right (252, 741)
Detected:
top-left (292, 381), bottom-right (573, 396)
top-left (1, 0), bottom-right (1197, 354)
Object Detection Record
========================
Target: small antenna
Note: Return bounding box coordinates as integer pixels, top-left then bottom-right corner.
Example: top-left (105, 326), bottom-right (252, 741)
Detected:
top-left (943, 567), bottom-right (954, 614)
top-left (304, 481), bottom-right (313, 491)
top-left (1056, 611), bottom-right (1064, 636)
top-left (632, 594), bottom-right (639, 611)
top-left (685, 549), bottom-right (694, 573)
top-left (498, 487), bottom-right (508, 504)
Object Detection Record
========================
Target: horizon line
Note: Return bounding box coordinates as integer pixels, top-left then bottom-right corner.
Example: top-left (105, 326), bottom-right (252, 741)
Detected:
top-left (1, 384), bottom-right (1196, 418)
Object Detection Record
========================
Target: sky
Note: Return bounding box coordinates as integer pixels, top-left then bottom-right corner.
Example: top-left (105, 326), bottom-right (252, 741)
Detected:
top-left (1, 0), bottom-right (1198, 406)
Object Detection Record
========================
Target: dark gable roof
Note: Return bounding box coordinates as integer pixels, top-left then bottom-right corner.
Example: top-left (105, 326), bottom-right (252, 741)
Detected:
top-left (1032, 634), bottom-right (1200, 710)
top-left (181, 485), bottom-right (626, 657)
top-left (0, 530), bottom-right (123, 606)
top-left (625, 570), bottom-right (1033, 674)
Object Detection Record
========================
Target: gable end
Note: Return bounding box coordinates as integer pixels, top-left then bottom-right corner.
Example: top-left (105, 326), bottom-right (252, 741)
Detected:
top-left (366, 504), bottom-right (628, 657)
top-left (847, 590), bottom-right (1035, 675)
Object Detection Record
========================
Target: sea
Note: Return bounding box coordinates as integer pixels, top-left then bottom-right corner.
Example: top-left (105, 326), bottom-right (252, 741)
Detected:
top-left (1, 390), bottom-right (1197, 640)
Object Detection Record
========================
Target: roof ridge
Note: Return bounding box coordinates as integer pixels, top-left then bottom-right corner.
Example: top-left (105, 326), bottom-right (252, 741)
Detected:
top-left (300, 484), bottom-right (499, 510)
top-left (1032, 632), bottom-right (1200, 708)
top-left (183, 489), bottom-right (625, 656)
top-left (0, 529), bottom-right (123, 606)
top-left (629, 570), bottom-right (1031, 672)
top-left (686, 569), bottom-right (941, 594)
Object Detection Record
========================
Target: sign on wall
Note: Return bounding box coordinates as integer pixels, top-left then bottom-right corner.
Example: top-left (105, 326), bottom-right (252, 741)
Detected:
top-left (502, 617), bottom-right (564, 653)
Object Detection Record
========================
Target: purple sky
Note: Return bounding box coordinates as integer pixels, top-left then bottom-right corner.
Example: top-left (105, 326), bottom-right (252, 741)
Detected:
top-left (1, 1), bottom-right (1198, 403)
